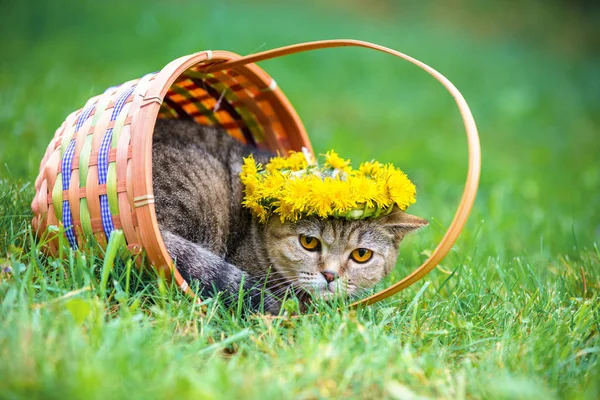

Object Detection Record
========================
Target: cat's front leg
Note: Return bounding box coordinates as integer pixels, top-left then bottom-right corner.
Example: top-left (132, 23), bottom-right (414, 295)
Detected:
top-left (160, 230), bottom-right (281, 314)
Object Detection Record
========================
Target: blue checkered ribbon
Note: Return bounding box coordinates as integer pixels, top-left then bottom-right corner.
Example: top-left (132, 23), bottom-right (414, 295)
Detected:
top-left (61, 104), bottom-right (96, 248)
top-left (97, 86), bottom-right (135, 239)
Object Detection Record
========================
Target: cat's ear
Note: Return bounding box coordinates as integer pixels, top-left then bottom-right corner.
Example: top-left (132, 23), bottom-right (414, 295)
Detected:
top-left (379, 208), bottom-right (428, 238)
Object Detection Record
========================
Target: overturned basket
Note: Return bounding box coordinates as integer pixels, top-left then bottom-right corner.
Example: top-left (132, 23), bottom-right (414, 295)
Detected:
top-left (31, 40), bottom-right (480, 307)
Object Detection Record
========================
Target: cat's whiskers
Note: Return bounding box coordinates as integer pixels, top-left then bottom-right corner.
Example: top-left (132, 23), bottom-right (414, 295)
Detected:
top-left (271, 284), bottom-right (300, 299)
top-left (268, 279), bottom-right (293, 293)
top-left (262, 275), bottom-right (292, 285)
top-left (275, 277), bottom-right (309, 294)
top-left (267, 277), bottom-right (298, 298)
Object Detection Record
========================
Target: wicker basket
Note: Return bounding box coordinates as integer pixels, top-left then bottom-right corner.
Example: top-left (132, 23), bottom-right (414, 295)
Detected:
top-left (31, 40), bottom-right (481, 307)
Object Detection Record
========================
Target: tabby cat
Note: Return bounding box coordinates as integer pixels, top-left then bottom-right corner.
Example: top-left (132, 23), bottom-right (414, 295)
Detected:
top-left (152, 119), bottom-right (427, 313)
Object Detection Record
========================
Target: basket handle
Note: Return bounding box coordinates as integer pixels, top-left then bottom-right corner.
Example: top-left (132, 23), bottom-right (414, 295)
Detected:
top-left (217, 39), bottom-right (481, 307)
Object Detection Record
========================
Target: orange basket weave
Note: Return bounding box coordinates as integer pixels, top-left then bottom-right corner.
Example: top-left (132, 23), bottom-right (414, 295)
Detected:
top-left (31, 40), bottom-right (481, 308)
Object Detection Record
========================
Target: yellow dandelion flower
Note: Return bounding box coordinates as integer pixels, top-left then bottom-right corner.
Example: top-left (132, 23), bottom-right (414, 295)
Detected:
top-left (274, 196), bottom-right (302, 222)
top-left (264, 155), bottom-right (287, 172)
top-left (374, 171), bottom-right (394, 208)
top-left (324, 150), bottom-right (351, 172)
top-left (242, 197), bottom-right (268, 223)
top-left (327, 178), bottom-right (357, 213)
top-left (254, 206), bottom-right (269, 223)
top-left (241, 155), bottom-right (259, 179)
top-left (285, 151), bottom-right (309, 171)
top-left (386, 169), bottom-right (416, 210)
top-left (260, 171), bottom-right (286, 199)
top-left (285, 176), bottom-right (313, 213)
top-left (265, 151), bottom-right (308, 172)
top-left (348, 175), bottom-right (378, 208)
top-left (359, 161), bottom-right (383, 177)
top-left (307, 177), bottom-right (334, 218)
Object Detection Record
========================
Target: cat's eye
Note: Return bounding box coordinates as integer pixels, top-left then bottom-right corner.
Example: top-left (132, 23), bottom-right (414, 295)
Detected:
top-left (299, 235), bottom-right (321, 251)
top-left (350, 248), bottom-right (373, 263)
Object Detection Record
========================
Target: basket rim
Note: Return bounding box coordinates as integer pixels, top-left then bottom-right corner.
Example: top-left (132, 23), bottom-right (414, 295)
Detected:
top-left (212, 39), bottom-right (481, 308)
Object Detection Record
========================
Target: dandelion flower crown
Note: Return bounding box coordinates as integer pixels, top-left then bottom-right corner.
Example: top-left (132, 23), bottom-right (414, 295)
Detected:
top-left (240, 149), bottom-right (417, 223)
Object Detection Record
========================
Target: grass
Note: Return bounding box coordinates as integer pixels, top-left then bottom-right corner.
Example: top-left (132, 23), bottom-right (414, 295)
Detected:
top-left (1, 0), bottom-right (599, 398)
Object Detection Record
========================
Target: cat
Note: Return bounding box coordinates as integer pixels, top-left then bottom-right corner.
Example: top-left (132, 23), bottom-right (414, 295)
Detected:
top-left (152, 119), bottom-right (428, 314)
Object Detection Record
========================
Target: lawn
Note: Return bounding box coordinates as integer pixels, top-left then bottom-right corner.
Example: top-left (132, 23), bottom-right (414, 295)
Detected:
top-left (0, 1), bottom-right (599, 399)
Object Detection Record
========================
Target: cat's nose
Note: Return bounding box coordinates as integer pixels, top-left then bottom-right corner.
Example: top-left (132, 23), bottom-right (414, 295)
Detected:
top-left (321, 270), bottom-right (338, 283)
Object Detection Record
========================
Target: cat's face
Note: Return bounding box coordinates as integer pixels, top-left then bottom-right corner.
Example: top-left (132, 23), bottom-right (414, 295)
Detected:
top-left (264, 208), bottom-right (428, 300)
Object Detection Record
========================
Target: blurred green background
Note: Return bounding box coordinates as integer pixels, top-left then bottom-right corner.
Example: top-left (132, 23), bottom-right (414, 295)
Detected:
top-left (0, 1), bottom-right (599, 398)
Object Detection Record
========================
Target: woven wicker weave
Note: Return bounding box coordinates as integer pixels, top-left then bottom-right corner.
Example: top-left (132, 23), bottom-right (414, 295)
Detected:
top-left (31, 40), bottom-right (481, 308)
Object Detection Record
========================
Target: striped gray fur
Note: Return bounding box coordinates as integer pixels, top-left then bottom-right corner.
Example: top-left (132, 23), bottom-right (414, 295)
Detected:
top-left (152, 119), bottom-right (427, 314)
